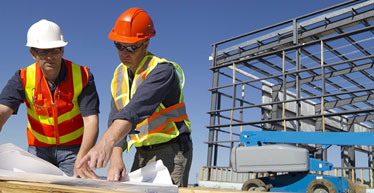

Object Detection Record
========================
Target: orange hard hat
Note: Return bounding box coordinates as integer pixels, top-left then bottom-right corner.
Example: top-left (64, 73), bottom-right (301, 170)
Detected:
top-left (108, 8), bottom-right (156, 44)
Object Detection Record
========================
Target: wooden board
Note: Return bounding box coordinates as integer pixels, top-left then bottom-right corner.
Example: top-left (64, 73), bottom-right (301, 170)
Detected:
top-left (0, 170), bottom-right (178, 193)
top-left (0, 180), bottom-right (134, 193)
top-left (0, 180), bottom-right (274, 193)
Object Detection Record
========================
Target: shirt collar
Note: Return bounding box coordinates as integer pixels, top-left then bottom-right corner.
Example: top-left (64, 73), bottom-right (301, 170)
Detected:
top-left (54, 59), bottom-right (67, 85)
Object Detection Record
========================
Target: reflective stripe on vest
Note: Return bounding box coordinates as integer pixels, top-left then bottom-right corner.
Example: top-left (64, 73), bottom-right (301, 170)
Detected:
top-left (111, 62), bottom-right (130, 111)
top-left (20, 60), bottom-right (87, 146)
top-left (130, 102), bottom-right (188, 140)
top-left (111, 53), bottom-right (191, 150)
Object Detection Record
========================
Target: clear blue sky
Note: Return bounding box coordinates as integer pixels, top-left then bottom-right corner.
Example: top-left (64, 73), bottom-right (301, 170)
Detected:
top-left (0, 0), bottom-right (359, 184)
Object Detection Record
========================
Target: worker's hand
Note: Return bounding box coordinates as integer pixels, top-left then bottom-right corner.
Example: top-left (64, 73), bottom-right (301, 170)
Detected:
top-left (107, 147), bottom-right (127, 181)
top-left (107, 162), bottom-right (126, 181)
top-left (77, 138), bottom-right (114, 170)
top-left (73, 155), bottom-right (99, 179)
top-left (78, 119), bottom-right (132, 171)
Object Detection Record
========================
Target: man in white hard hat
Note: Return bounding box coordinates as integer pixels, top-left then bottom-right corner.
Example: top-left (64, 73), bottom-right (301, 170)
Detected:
top-left (0, 19), bottom-right (100, 179)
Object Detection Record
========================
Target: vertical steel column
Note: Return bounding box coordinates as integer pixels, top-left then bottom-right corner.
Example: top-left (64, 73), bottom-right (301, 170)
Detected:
top-left (213, 93), bottom-right (221, 166)
top-left (321, 40), bottom-right (326, 133)
top-left (230, 63), bottom-right (237, 141)
top-left (282, 51), bottom-right (287, 131)
top-left (240, 84), bottom-right (245, 133)
top-left (207, 44), bottom-right (219, 177)
top-left (229, 63), bottom-right (237, 166)
top-left (293, 19), bottom-right (301, 132)
top-left (321, 40), bottom-right (328, 163)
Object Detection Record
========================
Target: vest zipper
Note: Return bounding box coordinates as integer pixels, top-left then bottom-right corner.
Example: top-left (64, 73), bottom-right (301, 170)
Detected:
top-left (54, 105), bottom-right (60, 145)
top-left (53, 87), bottom-right (60, 145)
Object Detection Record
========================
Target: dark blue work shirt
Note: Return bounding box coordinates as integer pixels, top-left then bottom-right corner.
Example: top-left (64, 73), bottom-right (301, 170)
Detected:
top-left (108, 61), bottom-right (190, 134)
top-left (0, 60), bottom-right (100, 116)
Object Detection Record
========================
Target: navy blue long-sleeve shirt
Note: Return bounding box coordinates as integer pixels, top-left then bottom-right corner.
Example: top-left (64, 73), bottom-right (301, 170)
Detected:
top-left (0, 60), bottom-right (100, 116)
top-left (108, 61), bottom-right (190, 134)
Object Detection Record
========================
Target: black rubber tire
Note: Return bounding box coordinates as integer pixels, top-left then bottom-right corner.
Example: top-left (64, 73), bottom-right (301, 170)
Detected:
top-left (241, 179), bottom-right (267, 192)
top-left (306, 179), bottom-right (337, 193)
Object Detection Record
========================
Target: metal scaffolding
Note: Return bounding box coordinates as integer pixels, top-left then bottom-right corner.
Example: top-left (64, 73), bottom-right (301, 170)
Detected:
top-left (206, 0), bottom-right (374, 180)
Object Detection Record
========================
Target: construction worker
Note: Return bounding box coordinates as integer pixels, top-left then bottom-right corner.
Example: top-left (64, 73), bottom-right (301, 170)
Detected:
top-left (78, 8), bottom-right (192, 187)
top-left (0, 19), bottom-right (100, 179)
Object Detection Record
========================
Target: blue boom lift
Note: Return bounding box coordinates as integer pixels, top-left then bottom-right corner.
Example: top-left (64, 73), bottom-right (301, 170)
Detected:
top-left (230, 131), bottom-right (374, 193)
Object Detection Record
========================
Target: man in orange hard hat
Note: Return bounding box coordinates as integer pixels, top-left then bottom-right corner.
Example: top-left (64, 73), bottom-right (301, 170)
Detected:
top-left (0, 19), bottom-right (100, 179)
top-left (78, 8), bottom-right (192, 187)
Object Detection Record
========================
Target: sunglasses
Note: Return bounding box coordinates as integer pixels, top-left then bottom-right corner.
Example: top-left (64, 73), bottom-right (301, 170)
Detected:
top-left (33, 48), bottom-right (62, 57)
top-left (114, 41), bottom-right (145, 53)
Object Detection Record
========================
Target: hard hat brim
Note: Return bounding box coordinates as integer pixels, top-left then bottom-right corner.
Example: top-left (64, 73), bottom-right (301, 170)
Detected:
top-left (26, 41), bottom-right (68, 49)
top-left (108, 31), bottom-right (154, 44)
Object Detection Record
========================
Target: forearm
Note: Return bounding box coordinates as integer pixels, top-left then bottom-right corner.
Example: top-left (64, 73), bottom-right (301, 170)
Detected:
top-left (77, 119), bottom-right (132, 170)
top-left (100, 119), bottom-right (132, 149)
top-left (110, 146), bottom-right (124, 164)
top-left (79, 114), bottom-right (99, 155)
top-left (0, 104), bottom-right (14, 132)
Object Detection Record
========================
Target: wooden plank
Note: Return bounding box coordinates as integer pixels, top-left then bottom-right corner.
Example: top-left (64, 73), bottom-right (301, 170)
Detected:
top-left (0, 180), bottom-right (132, 193)
top-left (0, 180), bottom-right (283, 193)
top-left (0, 170), bottom-right (178, 193)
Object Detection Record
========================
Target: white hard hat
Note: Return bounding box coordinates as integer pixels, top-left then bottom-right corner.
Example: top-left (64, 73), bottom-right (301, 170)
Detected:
top-left (26, 19), bottom-right (68, 49)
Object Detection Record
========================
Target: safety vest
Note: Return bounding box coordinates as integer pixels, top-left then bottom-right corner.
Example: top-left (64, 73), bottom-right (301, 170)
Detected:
top-left (20, 60), bottom-right (89, 147)
top-left (111, 53), bottom-right (191, 150)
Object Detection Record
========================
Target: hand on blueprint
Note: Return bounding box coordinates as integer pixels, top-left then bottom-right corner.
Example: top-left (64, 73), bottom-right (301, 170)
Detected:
top-left (77, 119), bottom-right (132, 171)
top-left (73, 155), bottom-right (99, 179)
top-left (107, 147), bottom-right (126, 181)
top-left (77, 138), bottom-right (113, 170)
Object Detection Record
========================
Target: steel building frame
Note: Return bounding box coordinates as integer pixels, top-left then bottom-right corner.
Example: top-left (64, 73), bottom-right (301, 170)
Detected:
top-left (206, 0), bottom-right (374, 180)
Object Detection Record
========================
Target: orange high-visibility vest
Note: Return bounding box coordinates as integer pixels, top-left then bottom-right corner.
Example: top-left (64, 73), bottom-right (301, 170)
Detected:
top-left (111, 53), bottom-right (191, 150)
top-left (20, 59), bottom-right (89, 147)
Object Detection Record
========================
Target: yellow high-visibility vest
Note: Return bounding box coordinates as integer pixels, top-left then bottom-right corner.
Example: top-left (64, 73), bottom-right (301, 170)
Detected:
top-left (111, 53), bottom-right (191, 150)
top-left (20, 60), bottom-right (88, 146)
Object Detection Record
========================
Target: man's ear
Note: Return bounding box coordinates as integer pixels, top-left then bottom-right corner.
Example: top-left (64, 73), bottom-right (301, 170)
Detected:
top-left (29, 49), bottom-right (37, 60)
top-left (144, 39), bottom-right (150, 49)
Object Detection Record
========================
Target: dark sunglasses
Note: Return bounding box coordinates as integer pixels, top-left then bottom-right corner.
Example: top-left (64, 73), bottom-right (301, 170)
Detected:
top-left (33, 48), bottom-right (62, 57)
top-left (114, 41), bottom-right (145, 53)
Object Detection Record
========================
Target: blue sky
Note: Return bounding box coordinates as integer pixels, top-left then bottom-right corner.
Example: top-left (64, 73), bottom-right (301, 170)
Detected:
top-left (0, 0), bottom-right (359, 184)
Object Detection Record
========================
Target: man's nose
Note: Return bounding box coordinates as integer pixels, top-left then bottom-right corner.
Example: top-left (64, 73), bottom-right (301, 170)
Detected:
top-left (45, 52), bottom-right (56, 59)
